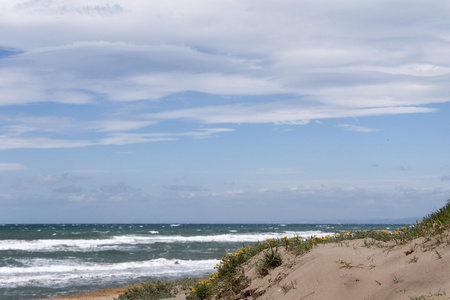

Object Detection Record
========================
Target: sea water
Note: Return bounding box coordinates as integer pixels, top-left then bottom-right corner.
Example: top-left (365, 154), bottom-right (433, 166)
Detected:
top-left (0, 223), bottom-right (398, 299)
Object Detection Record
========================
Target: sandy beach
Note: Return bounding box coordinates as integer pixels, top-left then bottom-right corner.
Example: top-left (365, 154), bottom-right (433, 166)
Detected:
top-left (238, 233), bottom-right (450, 299)
top-left (42, 229), bottom-right (449, 300)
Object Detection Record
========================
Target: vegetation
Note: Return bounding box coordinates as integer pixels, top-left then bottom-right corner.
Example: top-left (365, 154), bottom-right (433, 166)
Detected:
top-left (116, 278), bottom-right (199, 300)
top-left (256, 242), bottom-right (282, 276)
top-left (409, 289), bottom-right (447, 300)
top-left (280, 280), bottom-right (296, 294)
top-left (117, 199), bottom-right (450, 300)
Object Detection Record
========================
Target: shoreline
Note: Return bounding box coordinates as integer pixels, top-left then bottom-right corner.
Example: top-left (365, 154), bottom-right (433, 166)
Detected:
top-left (36, 235), bottom-right (450, 300)
top-left (3, 223), bottom-right (400, 299)
top-left (36, 285), bottom-right (131, 300)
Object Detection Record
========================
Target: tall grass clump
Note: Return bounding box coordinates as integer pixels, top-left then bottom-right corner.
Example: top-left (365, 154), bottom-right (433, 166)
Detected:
top-left (393, 199), bottom-right (450, 244)
top-left (116, 278), bottom-right (199, 300)
top-left (256, 242), bottom-right (282, 276)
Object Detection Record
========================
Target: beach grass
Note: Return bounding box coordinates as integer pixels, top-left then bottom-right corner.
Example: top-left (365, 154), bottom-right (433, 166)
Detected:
top-left (117, 199), bottom-right (450, 300)
top-left (116, 278), bottom-right (199, 300)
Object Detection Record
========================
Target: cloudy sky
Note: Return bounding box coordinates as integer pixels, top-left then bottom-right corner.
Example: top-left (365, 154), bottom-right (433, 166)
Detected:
top-left (1, 0), bottom-right (449, 223)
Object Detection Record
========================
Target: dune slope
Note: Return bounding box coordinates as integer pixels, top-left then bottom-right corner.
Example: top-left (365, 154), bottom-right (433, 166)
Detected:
top-left (235, 232), bottom-right (450, 300)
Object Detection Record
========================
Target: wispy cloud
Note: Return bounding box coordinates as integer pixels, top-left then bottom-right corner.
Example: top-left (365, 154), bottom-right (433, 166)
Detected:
top-left (67, 169), bottom-right (136, 174)
top-left (2, 1), bottom-right (449, 113)
top-left (144, 102), bottom-right (434, 125)
top-left (29, 174), bottom-right (86, 185)
top-left (0, 163), bottom-right (27, 172)
top-left (165, 168), bottom-right (302, 175)
top-left (67, 183), bottom-right (143, 202)
top-left (0, 0), bottom-right (446, 154)
top-left (12, 1), bottom-right (125, 17)
top-left (336, 124), bottom-right (379, 133)
top-left (0, 137), bottom-right (93, 150)
top-left (88, 120), bottom-right (157, 132)
top-left (0, 128), bottom-right (234, 150)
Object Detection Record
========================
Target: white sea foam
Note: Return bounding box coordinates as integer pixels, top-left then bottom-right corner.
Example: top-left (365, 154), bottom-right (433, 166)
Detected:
top-left (0, 258), bottom-right (218, 288)
top-left (0, 231), bottom-right (330, 251)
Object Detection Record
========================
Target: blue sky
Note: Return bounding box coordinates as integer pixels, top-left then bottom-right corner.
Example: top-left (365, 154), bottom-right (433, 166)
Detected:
top-left (1, 0), bottom-right (449, 223)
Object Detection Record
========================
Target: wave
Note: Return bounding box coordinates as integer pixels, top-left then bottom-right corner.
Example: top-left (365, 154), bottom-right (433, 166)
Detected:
top-left (0, 258), bottom-right (218, 288)
top-left (0, 231), bottom-right (330, 251)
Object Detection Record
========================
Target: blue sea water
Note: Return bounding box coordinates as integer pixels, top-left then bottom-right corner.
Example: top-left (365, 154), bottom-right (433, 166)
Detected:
top-left (0, 223), bottom-right (400, 299)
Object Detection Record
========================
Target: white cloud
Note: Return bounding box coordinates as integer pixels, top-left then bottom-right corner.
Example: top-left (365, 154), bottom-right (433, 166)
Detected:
top-left (329, 64), bottom-right (450, 77)
top-left (1, 114), bottom-right (157, 135)
top-left (0, 0), bottom-right (449, 148)
top-left (90, 120), bottom-right (157, 132)
top-left (0, 0), bottom-right (449, 112)
top-left (67, 169), bottom-right (135, 174)
top-left (0, 69), bottom-right (95, 106)
top-left (0, 136), bottom-right (93, 150)
top-left (336, 124), bottom-right (379, 133)
top-left (66, 182), bottom-right (143, 202)
top-left (190, 168), bottom-right (303, 175)
top-left (29, 173), bottom-right (85, 185)
top-left (0, 163), bottom-right (27, 171)
top-left (1, 115), bottom-right (81, 134)
top-left (144, 102), bottom-right (435, 125)
top-left (97, 134), bottom-right (175, 146)
top-left (226, 189), bottom-right (244, 195)
top-left (0, 128), bottom-right (234, 150)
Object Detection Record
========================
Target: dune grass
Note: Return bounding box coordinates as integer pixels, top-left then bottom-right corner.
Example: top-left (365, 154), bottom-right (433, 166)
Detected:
top-left (116, 278), bottom-right (199, 300)
top-left (118, 199), bottom-right (450, 300)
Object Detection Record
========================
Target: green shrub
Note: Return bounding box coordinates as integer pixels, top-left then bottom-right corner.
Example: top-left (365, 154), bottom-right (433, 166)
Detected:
top-left (257, 243), bottom-right (282, 276)
top-left (117, 278), bottom-right (198, 300)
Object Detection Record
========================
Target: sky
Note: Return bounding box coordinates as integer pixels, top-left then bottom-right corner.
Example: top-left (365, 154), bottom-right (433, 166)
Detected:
top-left (0, 0), bottom-right (449, 223)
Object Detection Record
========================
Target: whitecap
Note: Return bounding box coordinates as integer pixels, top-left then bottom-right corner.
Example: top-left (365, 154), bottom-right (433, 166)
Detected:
top-left (0, 231), bottom-right (333, 252)
top-left (0, 258), bottom-right (218, 288)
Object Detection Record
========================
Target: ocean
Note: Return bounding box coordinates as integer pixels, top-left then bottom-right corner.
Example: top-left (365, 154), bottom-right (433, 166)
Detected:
top-left (0, 223), bottom-right (400, 299)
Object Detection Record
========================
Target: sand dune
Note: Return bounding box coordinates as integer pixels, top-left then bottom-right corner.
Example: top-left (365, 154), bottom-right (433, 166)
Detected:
top-left (44, 230), bottom-right (449, 300)
top-left (236, 233), bottom-right (449, 299)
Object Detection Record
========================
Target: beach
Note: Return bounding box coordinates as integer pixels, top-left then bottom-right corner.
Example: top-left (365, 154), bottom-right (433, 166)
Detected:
top-left (41, 229), bottom-right (450, 300)
top-left (2, 223), bottom-right (395, 299)
top-left (236, 233), bottom-right (449, 299)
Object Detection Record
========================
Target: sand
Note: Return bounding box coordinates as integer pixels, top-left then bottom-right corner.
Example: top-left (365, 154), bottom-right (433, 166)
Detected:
top-left (42, 231), bottom-right (450, 300)
top-left (36, 286), bottom-right (128, 300)
top-left (238, 233), bottom-right (450, 299)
